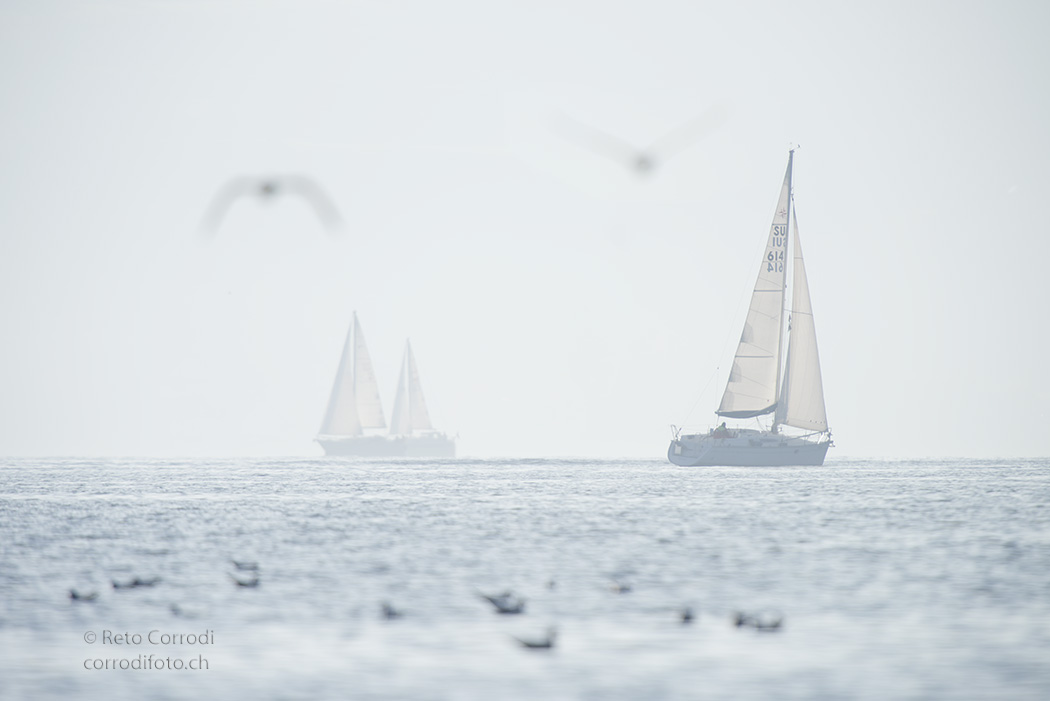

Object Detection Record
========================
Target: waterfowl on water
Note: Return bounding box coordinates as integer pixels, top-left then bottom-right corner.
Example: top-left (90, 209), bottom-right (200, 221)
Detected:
top-left (170, 603), bottom-right (205, 619)
top-left (112, 577), bottom-right (160, 590)
top-left (229, 573), bottom-right (260, 588)
top-left (478, 590), bottom-right (526, 615)
top-left (733, 610), bottom-right (783, 631)
top-left (513, 627), bottom-right (557, 650)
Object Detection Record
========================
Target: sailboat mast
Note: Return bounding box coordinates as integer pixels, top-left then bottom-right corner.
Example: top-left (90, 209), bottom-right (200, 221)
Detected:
top-left (351, 311), bottom-right (359, 399)
top-left (404, 341), bottom-right (412, 428)
top-left (772, 150), bottom-right (794, 432)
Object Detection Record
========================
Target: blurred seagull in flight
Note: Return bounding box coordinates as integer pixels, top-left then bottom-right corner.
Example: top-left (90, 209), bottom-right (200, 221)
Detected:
top-left (553, 105), bottom-right (724, 177)
top-left (200, 175), bottom-right (344, 235)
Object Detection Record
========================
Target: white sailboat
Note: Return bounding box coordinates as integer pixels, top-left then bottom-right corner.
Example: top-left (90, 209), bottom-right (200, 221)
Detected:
top-left (668, 150), bottom-right (832, 466)
top-left (316, 315), bottom-right (455, 457)
top-left (316, 312), bottom-right (392, 456)
top-left (387, 340), bottom-right (456, 457)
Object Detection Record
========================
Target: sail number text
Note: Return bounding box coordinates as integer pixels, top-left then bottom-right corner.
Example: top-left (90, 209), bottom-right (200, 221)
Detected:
top-left (768, 225), bottom-right (786, 272)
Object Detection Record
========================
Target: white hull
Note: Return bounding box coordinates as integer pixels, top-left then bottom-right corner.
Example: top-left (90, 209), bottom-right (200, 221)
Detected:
top-left (318, 434), bottom-right (456, 458)
top-left (668, 429), bottom-right (830, 467)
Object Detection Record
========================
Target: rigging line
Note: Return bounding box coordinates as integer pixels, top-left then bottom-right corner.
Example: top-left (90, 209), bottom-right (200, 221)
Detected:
top-left (678, 363), bottom-right (720, 429)
top-left (679, 228), bottom-right (760, 432)
top-left (787, 201), bottom-right (802, 319)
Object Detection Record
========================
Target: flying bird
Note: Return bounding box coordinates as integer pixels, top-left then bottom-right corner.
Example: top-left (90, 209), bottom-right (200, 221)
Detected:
top-left (199, 175), bottom-right (344, 234)
top-left (552, 105), bottom-right (724, 177)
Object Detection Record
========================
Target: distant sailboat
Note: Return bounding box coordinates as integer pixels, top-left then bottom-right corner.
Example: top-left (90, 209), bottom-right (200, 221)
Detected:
top-left (388, 340), bottom-right (456, 456)
top-left (316, 315), bottom-right (454, 457)
top-left (668, 150), bottom-right (832, 466)
top-left (316, 312), bottom-right (389, 456)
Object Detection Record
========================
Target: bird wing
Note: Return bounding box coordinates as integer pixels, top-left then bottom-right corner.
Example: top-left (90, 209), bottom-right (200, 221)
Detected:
top-left (645, 105), bottom-right (725, 165)
top-left (199, 177), bottom-right (261, 236)
top-left (280, 175), bottom-right (344, 232)
top-left (552, 112), bottom-right (644, 170)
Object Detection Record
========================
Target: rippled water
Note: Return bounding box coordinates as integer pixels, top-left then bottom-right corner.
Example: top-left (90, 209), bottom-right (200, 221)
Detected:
top-left (1, 457), bottom-right (1048, 699)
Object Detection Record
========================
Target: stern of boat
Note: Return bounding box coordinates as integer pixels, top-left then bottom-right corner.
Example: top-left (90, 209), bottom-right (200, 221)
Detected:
top-left (667, 434), bottom-right (710, 467)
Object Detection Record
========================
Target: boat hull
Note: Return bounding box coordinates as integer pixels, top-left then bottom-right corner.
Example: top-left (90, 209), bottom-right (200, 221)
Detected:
top-left (667, 430), bottom-right (830, 467)
top-left (318, 434), bottom-right (456, 458)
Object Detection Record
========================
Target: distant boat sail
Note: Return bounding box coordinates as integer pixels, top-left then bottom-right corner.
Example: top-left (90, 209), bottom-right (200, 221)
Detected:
top-left (386, 339), bottom-right (455, 455)
top-left (668, 150), bottom-right (832, 466)
top-left (317, 314), bottom-right (455, 457)
top-left (318, 312), bottom-right (386, 440)
top-left (389, 340), bottom-right (433, 437)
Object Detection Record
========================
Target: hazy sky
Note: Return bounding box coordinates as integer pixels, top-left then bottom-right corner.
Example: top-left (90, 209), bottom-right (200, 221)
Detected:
top-left (1, 0), bottom-right (1047, 458)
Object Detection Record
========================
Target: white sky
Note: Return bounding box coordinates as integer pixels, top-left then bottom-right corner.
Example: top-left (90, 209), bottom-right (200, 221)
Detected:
top-left (1, 0), bottom-right (1047, 458)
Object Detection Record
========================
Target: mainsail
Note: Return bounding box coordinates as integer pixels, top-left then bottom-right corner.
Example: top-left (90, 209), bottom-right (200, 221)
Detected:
top-left (717, 154), bottom-right (792, 419)
top-left (352, 315), bottom-right (386, 429)
top-left (775, 218), bottom-right (828, 431)
top-left (318, 313), bottom-right (386, 437)
top-left (389, 340), bottom-right (433, 436)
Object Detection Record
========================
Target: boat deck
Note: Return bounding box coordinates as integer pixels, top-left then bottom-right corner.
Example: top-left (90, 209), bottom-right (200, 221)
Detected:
top-left (668, 429), bottom-right (830, 466)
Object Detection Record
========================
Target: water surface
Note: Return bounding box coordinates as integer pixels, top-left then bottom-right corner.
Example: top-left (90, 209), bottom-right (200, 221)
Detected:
top-left (1, 457), bottom-right (1048, 699)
